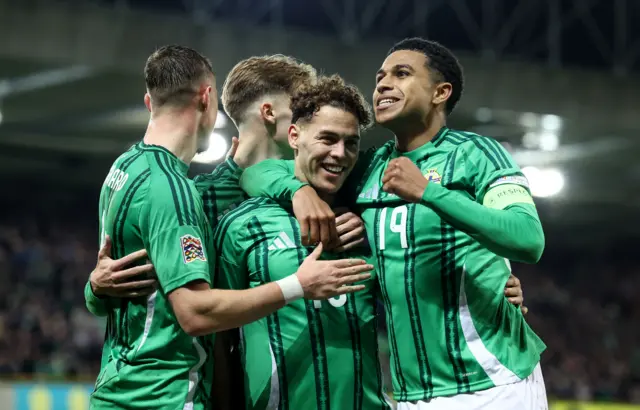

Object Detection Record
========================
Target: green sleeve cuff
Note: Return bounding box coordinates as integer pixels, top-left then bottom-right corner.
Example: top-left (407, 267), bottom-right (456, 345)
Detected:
top-left (84, 280), bottom-right (108, 317)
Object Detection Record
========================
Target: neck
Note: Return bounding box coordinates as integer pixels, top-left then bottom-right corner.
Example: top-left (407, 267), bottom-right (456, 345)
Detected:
top-left (143, 109), bottom-right (199, 164)
top-left (393, 110), bottom-right (446, 152)
top-left (293, 163), bottom-right (335, 207)
top-left (232, 124), bottom-right (289, 168)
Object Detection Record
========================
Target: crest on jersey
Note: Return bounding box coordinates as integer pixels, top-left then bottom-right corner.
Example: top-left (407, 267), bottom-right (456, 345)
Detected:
top-left (424, 168), bottom-right (442, 183)
top-left (181, 235), bottom-right (206, 264)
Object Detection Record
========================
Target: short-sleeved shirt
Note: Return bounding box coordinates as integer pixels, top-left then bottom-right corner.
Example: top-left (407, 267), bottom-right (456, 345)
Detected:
top-left (90, 142), bottom-right (215, 410)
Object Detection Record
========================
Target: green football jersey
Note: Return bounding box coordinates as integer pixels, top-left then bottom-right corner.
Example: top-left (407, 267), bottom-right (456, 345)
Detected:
top-left (90, 142), bottom-right (215, 410)
top-left (352, 127), bottom-right (546, 401)
top-left (195, 157), bottom-right (247, 225)
top-left (214, 197), bottom-right (391, 410)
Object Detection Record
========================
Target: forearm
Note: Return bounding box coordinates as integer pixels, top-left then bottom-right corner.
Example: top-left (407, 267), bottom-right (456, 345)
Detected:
top-left (182, 282), bottom-right (286, 335)
top-left (84, 280), bottom-right (109, 317)
top-left (240, 159), bottom-right (305, 201)
top-left (421, 183), bottom-right (544, 263)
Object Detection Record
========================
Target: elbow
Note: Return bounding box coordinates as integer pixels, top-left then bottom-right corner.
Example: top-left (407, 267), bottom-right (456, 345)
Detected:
top-left (175, 309), bottom-right (225, 337)
top-left (515, 226), bottom-right (545, 264)
top-left (177, 313), bottom-right (219, 337)
top-left (86, 303), bottom-right (108, 317)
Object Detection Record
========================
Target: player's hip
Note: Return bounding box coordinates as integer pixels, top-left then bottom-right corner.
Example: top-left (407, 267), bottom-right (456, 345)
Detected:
top-left (395, 363), bottom-right (547, 410)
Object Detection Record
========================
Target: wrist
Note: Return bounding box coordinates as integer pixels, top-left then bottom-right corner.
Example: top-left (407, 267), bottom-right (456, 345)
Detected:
top-left (275, 274), bottom-right (304, 304)
top-left (90, 277), bottom-right (105, 298)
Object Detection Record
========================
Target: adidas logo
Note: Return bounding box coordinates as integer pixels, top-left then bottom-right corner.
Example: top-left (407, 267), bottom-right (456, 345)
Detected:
top-left (358, 184), bottom-right (380, 200)
top-left (268, 231), bottom-right (296, 250)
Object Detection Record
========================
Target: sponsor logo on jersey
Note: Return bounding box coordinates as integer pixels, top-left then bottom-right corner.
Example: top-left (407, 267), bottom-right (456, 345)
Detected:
top-left (424, 168), bottom-right (442, 183)
top-left (268, 231), bottom-right (296, 250)
top-left (489, 175), bottom-right (530, 189)
top-left (181, 235), bottom-right (206, 263)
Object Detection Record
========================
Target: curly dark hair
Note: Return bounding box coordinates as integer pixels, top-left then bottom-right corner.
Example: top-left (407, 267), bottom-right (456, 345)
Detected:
top-left (387, 38), bottom-right (464, 115)
top-left (290, 75), bottom-right (372, 130)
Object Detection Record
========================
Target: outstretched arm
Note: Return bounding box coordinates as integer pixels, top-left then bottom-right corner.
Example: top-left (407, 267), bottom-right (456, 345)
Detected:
top-left (168, 245), bottom-right (372, 335)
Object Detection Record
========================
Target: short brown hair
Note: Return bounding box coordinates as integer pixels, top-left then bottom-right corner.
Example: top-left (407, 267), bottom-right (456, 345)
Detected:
top-left (221, 55), bottom-right (317, 124)
top-left (144, 45), bottom-right (214, 108)
top-left (290, 75), bottom-right (372, 130)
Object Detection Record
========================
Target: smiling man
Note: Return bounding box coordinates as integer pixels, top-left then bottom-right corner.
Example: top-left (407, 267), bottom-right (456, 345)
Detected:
top-left (240, 38), bottom-right (547, 410)
top-left (216, 75), bottom-right (391, 410)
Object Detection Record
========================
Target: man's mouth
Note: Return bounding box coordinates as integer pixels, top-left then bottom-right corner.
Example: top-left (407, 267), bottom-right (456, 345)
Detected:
top-left (376, 97), bottom-right (399, 109)
top-left (321, 164), bottom-right (346, 176)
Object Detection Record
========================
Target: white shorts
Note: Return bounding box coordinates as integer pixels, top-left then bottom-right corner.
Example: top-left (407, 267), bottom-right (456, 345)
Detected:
top-left (397, 363), bottom-right (548, 410)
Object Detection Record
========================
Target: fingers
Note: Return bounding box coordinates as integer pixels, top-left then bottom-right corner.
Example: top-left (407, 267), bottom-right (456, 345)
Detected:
top-left (307, 243), bottom-right (323, 260)
top-left (333, 284), bottom-right (366, 295)
top-left (112, 263), bottom-right (155, 281)
top-left (328, 219), bottom-right (339, 249)
top-left (508, 296), bottom-right (523, 305)
top-left (114, 249), bottom-right (150, 270)
top-left (114, 278), bottom-right (157, 290)
top-left (333, 237), bottom-right (365, 253)
top-left (338, 273), bottom-right (372, 286)
top-left (319, 218), bottom-right (332, 247)
top-left (308, 219), bottom-right (319, 247)
top-left (98, 235), bottom-right (113, 258)
top-left (333, 259), bottom-right (368, 269)
top-left (299, 218), bottom-right (311, 246)
top-left (122, 287), bottom-right (156, 298)
top-left (335, 263), bottom-right (374, 275)
top-left (521, 305), bottom-right (529, 315)
top-left (226, 136), bottom-right (239, 159)
top-left (504, 286), bottom-right (521, 297)
top-left (336, 213), bottom-right (362, 235)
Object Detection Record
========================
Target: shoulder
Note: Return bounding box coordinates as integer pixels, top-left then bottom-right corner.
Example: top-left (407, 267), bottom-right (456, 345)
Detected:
top-left (442, 129), bottom-right (514, 167)
top-left (215, 197), bottom-right (284, 236)
top-left (194, 158), bottom-right (242, 188)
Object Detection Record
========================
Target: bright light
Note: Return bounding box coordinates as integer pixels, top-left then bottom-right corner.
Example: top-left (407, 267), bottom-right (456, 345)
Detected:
top-left (521, 166), bottom-right (565, 198)
top-left (519, 112), bottom-right (537, 128)
top-left (538, 132), bottom-right (559, 151)
top-left (541, 114), bottom-right (562, 131)
top-left (193, 132), bottom-right (228, 164)
top-left (215, 112), bottom-right (228, 129)
top-left (475, 107), bottom-right (492, 122)
top-left (522, 131), bottom-right (539, 149)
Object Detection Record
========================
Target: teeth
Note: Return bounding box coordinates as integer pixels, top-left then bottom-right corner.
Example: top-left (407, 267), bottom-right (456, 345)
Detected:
top-left (323, 165), bottom-right (344, 173)
top-left (378, 98), bottom-right (397, 107)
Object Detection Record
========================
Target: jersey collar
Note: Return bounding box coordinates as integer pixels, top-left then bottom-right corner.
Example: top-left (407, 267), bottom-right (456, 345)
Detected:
top-left (391, 126), bottom-right (448, 162)
top-left (138, 141), bottom-right (189, 175)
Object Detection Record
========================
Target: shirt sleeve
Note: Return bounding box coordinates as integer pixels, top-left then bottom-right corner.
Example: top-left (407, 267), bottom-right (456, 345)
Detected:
top-left (84, 280), bottom-right (109, 317)
top-left (420, 136), bottom-right (544, 263)
top-left (450, 136), bottom-right (530, 203)
top-left (240, 159), bottom-right (303, 201)
top-left (139, 183), bottom-right (212, 295)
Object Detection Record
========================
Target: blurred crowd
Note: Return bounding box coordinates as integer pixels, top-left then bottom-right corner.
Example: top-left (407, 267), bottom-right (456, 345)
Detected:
top-left (0, 214), bottom-right (639, 403)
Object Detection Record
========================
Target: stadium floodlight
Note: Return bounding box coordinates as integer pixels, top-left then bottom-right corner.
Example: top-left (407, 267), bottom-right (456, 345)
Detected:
top-left (193, 132), bottom-right (228, 164)
top-left (541, 114), bottom-right (562, 132)
top-left (215, 112), bottom-right (228, 129)
top-left (521, 166), bottom-right (565, 198)
top-left (519, 112), bottom-right (537, 128)
top-left (538, 132), bottom-right (559, 151)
